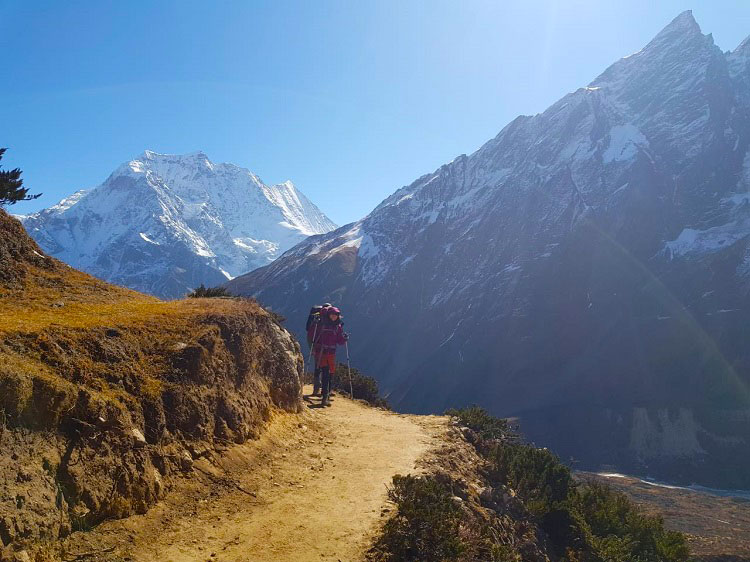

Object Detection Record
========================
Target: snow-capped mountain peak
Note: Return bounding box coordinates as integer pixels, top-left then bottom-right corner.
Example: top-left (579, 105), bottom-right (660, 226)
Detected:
top-left (226, 13), bottom-right (750, 489)
top-left (651, 10), bottom-right (700, 39)
top-left (20, 151), bottom-right (337, 298)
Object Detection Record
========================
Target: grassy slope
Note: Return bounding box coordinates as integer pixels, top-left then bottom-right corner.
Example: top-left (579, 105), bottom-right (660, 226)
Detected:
top-left (0, 210), bottom-right (303, 557)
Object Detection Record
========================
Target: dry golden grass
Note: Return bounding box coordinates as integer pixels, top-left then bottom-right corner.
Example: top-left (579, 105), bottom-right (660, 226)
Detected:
top-left (0, 210), bottom-right (306, 552)
top-left (0, 231), bottom-right (266, 427)
top-left (0, 210), bottom-right (259, 337)
top-left (0, 265), bottom-right (256, 336)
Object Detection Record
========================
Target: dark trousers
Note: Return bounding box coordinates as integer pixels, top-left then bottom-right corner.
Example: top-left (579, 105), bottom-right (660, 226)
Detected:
top-left (313, 367), bottom-right (322, 392)
top-left (310, 344), bottom-right (321, 392)
top-left (321, 366), bottom-right (331, 399)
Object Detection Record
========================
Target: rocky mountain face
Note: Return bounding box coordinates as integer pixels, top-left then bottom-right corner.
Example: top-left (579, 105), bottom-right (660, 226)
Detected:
top-left (228, 12), bottom-right (750, 488)
top-left (19, 151), bottom-right (336, 299)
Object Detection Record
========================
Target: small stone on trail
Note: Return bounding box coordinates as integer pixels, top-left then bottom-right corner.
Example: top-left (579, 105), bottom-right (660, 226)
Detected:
top-left (131, 428), bottom-right (147, 447)
top-left (12, 551), bottom-right (31, 562)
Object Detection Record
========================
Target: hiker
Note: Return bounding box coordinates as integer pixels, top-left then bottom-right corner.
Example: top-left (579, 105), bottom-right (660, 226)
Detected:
top-left (311, 306), bottom-right (348, 407)
top-left (306, 303), bottom-right (332, 395)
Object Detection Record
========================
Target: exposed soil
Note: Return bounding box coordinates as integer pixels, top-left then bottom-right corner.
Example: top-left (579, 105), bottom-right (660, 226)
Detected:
top-left (59, 387), bottom-right (446, 562)
top-left (0, 210), bottom-right (304, 558)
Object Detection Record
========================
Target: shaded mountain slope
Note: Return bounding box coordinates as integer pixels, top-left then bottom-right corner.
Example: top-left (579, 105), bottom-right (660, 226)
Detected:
top-left (228, 12), bottom-right (750, 488)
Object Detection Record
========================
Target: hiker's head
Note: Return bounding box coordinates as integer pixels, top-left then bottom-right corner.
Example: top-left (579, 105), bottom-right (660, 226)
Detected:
top-left (327, 307), bottom-right (340, 321)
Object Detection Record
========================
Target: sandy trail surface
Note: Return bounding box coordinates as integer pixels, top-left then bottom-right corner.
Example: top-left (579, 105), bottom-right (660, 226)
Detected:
top-left (63, 386), bottom-right (446, 562)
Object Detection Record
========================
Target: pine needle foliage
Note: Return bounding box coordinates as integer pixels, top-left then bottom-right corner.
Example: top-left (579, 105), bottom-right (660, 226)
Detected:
top-left (0, 148), bottom-right (41, 206)
top-left (186, 284), bottom-right (232, 298)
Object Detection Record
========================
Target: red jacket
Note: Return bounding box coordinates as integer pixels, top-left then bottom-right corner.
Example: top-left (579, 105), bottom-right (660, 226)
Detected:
top-left (313, 318), bottom-right (346, 356)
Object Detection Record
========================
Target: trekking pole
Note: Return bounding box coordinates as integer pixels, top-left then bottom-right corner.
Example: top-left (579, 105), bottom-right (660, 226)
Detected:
top-left (345, 340), bottom-right (354, 400)
top-left (307, 322), bottom-right (318, 372)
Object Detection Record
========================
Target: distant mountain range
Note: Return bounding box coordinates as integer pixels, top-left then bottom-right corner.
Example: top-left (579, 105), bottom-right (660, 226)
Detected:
top-left (19, 151), bottom-right (336, 298)
top-left (227, 12), bottom-right (750, 488)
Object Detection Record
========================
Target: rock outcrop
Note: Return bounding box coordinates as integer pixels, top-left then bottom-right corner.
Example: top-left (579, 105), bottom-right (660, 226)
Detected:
top-left (0, 209), bottom-right (303, 558)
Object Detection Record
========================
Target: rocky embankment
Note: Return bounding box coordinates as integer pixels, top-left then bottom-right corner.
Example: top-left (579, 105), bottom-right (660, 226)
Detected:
top-left (0, 210), bottom-right (304, 561)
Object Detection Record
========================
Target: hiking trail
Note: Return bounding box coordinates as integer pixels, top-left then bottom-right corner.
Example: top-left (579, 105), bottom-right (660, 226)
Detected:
top-left (62, 386), bottom-right (447, 562)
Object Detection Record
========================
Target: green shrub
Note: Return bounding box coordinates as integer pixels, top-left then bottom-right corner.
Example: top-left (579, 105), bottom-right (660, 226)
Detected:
top-left (446, 405), bottom-right (517, 441)
top-left (371, 408), bottom-right (689, 562)
top-left (370, 473), bottom-right (522, 562)
top-left (332, 363), bottom-right (389, 408)
top-left (574, 481), bottom-right (690, 562)
top-left (446, 407), bottom-right (689, 561)
top-left (491, 444), bottom-right (572, 511)
top-left (486, 433), bottom-right (689, 561)
top-left (186, 284), bottom-right (232, 298)
top-left (489, 443), bottom-right (588, 555)
top-left (370, 474), bottom-right (466, 561)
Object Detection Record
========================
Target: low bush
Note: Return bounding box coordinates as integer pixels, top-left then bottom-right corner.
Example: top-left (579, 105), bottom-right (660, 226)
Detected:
top-left (441, 406), bottom-right (691, 562)
top-left (370, 472), bottom-right (526, 562)
top-left (445, 405), bottom-right (517, 441)
top-left (371, 406), bottom-right (689, 561)
top-left (486, 432), bottom-right (689, 561)
top-left (491, 443), bottom-right (572, 514)
top-left (575, 481), bottom-right (690, 562)
top-left (370, 474), bottom-right (465, 561)
top-left (488, 443), bottom-right (587, 555)
top-left (186, 284), bottom-right (232, 298)
top-left (332, 363), bottom-right (389, 409)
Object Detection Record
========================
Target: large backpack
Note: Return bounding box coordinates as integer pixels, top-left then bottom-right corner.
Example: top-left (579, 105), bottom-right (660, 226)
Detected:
top-left (306, 305), bottom-right (325, 332)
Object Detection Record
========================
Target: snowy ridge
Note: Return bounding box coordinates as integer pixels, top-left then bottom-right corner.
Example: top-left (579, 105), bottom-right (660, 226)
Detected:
top-left (234, 9), bottom-right (750, 302)
top-left (226, 12), bottom-right (750, 488)
top-left (20, 151), bottom-right (336, 298)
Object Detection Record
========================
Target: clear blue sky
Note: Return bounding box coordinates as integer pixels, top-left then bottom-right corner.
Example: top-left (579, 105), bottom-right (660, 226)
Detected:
top-left (2, 1), bottom-right (749, 224)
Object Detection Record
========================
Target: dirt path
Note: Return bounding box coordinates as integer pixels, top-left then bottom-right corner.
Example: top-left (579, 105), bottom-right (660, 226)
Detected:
top-left (63, 387), bottom-right (446, 562)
